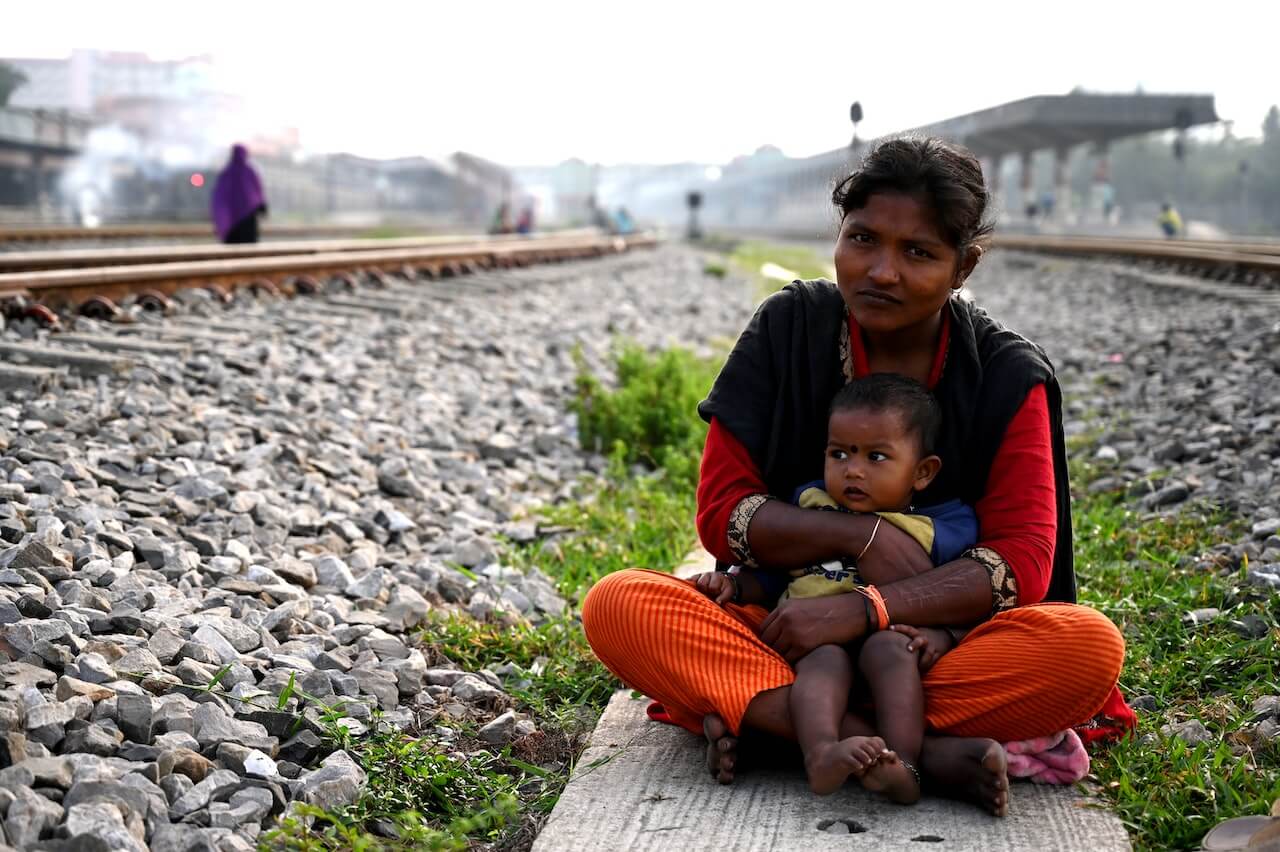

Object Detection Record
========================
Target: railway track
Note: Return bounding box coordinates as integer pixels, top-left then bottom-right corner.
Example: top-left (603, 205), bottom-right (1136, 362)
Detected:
top-left (0, 222), bottom-right (372, 244)
top-left (989, 232), bottom-right (1280, 306)
top-left (992, 233), bottom-right (1280, 275)
top-left (0, 232), bottom-right (659, 391)
top-left (0, 230), bottom-right (600, 273)
top-left (0, 231), bottom-right (655, 320)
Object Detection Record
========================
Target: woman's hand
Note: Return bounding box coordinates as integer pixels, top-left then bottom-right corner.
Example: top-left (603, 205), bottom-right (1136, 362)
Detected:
top-left (758, 594), bottom-right (867, 664)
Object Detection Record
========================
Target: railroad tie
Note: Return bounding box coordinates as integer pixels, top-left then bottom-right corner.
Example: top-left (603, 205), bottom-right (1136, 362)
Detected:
top-left (0, 341), bottom-right (134, 377)
top-left (0, 364), bottom-right (57, 392)
top-left (53, 332), bottom-right (192, 358)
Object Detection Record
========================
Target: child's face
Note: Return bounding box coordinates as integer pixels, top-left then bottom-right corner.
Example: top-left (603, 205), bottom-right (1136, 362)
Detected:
top-left (823, 407), bottom-right (940, 513)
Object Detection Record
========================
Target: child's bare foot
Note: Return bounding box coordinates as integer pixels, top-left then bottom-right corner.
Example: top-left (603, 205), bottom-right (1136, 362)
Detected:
top-left (859, 750), bottom-right (921, 804)
top-left (922, 737), bottom-right (1009, 816)
top-left (804, 735), bottom-right (886, 795)
top-left (703, 714), bottom-right (738, 784)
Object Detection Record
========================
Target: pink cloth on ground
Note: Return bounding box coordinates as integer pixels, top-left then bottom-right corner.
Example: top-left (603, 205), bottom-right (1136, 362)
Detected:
top-left (1003, 728), bottom-right (1090, 784)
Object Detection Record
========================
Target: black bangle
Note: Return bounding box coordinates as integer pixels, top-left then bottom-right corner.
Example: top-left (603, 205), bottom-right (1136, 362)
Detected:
top-left (726, 572), bottom-right (742, 604)
top-left (862, 595), bottom-right (877, 632)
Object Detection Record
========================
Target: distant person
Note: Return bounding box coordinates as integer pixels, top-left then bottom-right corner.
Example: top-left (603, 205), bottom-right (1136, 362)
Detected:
top-left (211, 144), bottom-right (267, 244)
top-left (1157, 202), bottom-right (1182, 239)
top-left (1100, 185), bottom-right (1116, 223)
top-left (614, 207), bottom-right (635, 235)
top-left (515, 204), bottom-right (535, 235)
top-left (490, 202), bottom-right (513, 235)
top-left (1040, 191), bottom-right (1055, 220)
top-left (587, 196), bottom-right (616, 233)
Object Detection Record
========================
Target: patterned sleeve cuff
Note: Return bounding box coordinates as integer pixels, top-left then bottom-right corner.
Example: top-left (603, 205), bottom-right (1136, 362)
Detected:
top-left (727, 494), bottom-right (772, 568)
top-left (964, 546), bottom-right (1019, 614)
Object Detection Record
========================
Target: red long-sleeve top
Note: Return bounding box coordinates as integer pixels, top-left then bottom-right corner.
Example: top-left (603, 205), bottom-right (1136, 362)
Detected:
top-left (696, 311), bottom-right (1057, 606)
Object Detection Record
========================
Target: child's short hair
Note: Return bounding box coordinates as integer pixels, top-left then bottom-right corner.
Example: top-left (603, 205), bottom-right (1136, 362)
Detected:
top-left (829, 374), bottom-right (941, 454)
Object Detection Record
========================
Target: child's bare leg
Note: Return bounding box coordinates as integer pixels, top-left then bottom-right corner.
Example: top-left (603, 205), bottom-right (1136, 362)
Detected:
top-left (790, 644), bottom-right (886, 795)
top-left (857, 631), bottom-right (924, 804)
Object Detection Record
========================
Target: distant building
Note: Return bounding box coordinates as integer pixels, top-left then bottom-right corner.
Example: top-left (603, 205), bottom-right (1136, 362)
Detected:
top-left (6, 50), bottom-right (217, 113)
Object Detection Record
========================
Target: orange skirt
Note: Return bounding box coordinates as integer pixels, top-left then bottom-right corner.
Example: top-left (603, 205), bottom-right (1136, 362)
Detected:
top-left (582, 569), bottom-right (1124, 742)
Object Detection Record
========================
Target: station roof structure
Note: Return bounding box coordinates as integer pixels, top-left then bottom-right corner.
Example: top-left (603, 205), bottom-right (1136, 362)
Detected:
top-left (906, 92), bottom-right (1220, 157)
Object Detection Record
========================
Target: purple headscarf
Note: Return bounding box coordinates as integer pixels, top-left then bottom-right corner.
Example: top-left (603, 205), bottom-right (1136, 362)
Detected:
top-left (211, 144), bottom-right (266, 240)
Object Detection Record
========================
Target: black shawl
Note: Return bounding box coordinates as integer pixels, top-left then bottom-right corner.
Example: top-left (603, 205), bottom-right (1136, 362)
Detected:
top-left (698, 279), bottom-right (1076, 604)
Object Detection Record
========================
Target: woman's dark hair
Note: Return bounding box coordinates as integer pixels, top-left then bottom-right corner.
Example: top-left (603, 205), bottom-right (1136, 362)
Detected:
top-left (829, 373), bottom-right (941, 455)
top-left (832, 137), bottom-right (995, 254)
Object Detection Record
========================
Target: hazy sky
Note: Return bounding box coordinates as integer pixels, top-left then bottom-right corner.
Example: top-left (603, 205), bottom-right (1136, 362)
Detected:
top-left (4, 0), bottom-right (1278, 166)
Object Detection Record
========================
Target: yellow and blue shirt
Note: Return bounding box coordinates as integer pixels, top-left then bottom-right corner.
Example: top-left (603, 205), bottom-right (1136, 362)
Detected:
top-left (778, 482), bottom-right (978, 600)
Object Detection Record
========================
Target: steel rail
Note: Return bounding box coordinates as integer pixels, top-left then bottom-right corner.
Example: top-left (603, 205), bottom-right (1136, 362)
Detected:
top-left (0, 223), bottom-right (373, 242)
top-left (0, 229), bottom-right (600, 273)
top-left (0, 233), bottom-right (657, 311)
top-left (992, 234), bottom-right (1280, 271)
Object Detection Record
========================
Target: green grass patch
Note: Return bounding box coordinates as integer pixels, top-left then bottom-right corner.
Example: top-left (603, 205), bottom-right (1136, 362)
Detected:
top-left (1072, 452), bottom-right (1280, 850)
top-left (726, 239), bottom-right (833, 295)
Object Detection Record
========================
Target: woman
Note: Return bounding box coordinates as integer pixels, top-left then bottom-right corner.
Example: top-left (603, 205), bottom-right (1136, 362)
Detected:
top-left (581, 137), bottom-right (1133, 817)
top-left (211, 144), bottom-right (267, 244)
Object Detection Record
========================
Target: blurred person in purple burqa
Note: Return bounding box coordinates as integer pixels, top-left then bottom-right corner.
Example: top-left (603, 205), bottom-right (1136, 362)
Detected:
top-left (211, 144), bottom-right (268, 243)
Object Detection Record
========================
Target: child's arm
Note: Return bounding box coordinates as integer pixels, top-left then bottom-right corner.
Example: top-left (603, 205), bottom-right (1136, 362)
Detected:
top-left (691, 571), bottom-right (772, 606)
top-left (887, 624), bottom-right (974, 672)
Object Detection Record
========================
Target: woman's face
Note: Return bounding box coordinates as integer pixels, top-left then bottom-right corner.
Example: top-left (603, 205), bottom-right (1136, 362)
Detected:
top-left (834, 192), bottom-right (975, 335)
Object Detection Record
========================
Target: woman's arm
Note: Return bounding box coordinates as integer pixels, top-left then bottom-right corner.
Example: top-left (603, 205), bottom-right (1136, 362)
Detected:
top-left (696, 419), bottom-right (932, 574)
top-left (744, 500), bottom-right (933, 573)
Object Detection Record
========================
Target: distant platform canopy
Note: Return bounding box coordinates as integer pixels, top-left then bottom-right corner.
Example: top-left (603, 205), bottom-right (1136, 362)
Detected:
top-left (908, 93), bottom-right (1220, 158)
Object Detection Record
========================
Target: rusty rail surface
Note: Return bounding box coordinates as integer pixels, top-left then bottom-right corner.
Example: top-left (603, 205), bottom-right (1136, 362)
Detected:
top-left (992, 234), bottom-right (1280, 271)
top-left (0, 223), bottom-right (372, 243)
top-left (0, 233), bottom-right (657, 313)
top-left (0, 229), bottom-right (600, 273)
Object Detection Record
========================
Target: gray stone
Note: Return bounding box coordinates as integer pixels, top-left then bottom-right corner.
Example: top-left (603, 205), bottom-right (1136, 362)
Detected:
top-left (112, 648), bottom-right (163, 676)
top-left (228, 785), bottom-right (274, 821)
top-left (1182, 608), bottom-right (1220, 627)
top-left (1251, 695), bottom-right (1280, 721)
top-left (0, 755), bottom-right (75, 789)
top-left (192, 704), bottom-right (274, 751)
top-left (1252, 518), bottom-right (1280, 539)
top-left (64, 801), bottom-right (147, 852)
top-left (297, 750), bottom-right (366, 810)
top-left (116, 693), bottom-right (153, 745)
top-left (25, 701), bottom-right (76, 747)
top-left (1161, 718), bottom-right (1215, 745)
top-left (72, 652), bottom-right (117, 685)
top-left (345, 567), bottom-right (387, 599)
top-left (451, 675), bottom-right (505, 704)
top-left (424, 668), bottom-right (466, 686)
top-left (169, 767), bottom-right (241, 818)
top-left (4, 786), bottom-right (63, 847)
top-left (311, 555), bottom-right (355, 589)
top-left (273, 558), bottom-right (316, 588)
top-left (478, 710), bottom-right (520, 744)
top-left (159, 772), bottom-right (193, 805)
top-left (61, 722), bottom-right (119, 756)
top-left (191, 624), bottom-right (240, 664)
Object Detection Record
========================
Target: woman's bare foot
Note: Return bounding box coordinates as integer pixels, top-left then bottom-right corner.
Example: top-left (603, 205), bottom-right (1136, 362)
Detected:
top-left (921, 736), bottom-right (1009, 816)
top-left (804, 735), bottom-right (886, 795)
top-left (703, 714), bottom-right (738, 784)
top-left (859, 751), bottom-right (921, 804)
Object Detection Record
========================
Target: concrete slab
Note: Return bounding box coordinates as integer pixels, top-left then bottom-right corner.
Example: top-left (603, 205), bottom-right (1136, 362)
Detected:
top-left (535, 691), bottom-right (1131, 852)
top-left (0, 342), bottom-right (132, 377)
top-left (0, 364), bottom-right (56, 392)
top-left (55, 332), bottom-right (191, 357)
